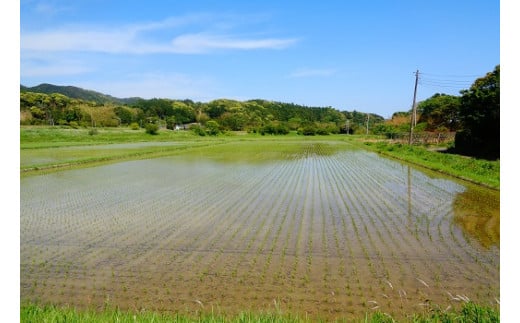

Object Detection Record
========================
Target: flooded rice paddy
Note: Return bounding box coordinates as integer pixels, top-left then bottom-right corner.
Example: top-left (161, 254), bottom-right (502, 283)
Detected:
top-left (20, 141), bottom-right (202, 170)
top-left (20, 141), bottom-right (499, 320)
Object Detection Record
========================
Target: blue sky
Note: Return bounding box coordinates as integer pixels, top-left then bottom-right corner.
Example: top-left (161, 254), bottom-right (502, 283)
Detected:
top-left (20, 0), bottom-right (499, 118)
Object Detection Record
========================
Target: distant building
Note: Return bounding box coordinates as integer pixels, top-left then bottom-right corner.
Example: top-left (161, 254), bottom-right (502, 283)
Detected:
top-left (175, 123), bottom-right (200, 130)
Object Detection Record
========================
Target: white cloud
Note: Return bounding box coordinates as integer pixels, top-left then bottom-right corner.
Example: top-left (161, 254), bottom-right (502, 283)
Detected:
top-left (20, 15), bottom-right (299, 55)
top-left (170, 33), bottom-right (298, 53)
top-left (288, 68), bottom-right (337, 78)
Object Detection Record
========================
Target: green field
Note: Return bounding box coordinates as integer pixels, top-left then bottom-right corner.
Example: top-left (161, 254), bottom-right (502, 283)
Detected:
top-left (19, 126), bottom-right (500, 321)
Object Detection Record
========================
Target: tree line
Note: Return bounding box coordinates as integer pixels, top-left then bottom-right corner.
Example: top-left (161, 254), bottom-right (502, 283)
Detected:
top-left (20, 65), bottom-right (499, 159)
top-left (20, 91), bottom-right (385, 136)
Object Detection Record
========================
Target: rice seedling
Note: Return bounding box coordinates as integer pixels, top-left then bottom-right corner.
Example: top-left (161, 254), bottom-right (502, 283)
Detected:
top-left (20, 139), bottom-right (499, 321)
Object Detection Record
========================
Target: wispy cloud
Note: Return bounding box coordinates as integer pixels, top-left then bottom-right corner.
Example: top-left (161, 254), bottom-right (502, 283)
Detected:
top-left (20, 14), bottom-right (299, 55)
top-left (288, 68), bottom-right (337, 78)
top-left (170, 33), bottom-right (298, 53)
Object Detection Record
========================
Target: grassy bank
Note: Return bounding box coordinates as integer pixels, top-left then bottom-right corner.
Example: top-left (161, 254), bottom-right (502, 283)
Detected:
top-left (20, 125), bottom-right (212, 149)
top-left (358, 141), bottom-right (500, 190)
top-left (20, 302), bottom-right (499, 323)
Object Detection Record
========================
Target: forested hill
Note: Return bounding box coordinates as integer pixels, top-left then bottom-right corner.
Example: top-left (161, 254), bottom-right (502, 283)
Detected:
top-left (20, 83), bottom-right (386, 129)
top-left (20, 83), bottom-right (387, 135)
top-left (20, 83), bottom-right (141, 105)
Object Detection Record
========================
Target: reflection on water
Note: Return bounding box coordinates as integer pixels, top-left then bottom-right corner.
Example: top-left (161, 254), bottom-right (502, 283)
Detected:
top-left (453, 185), bottom-right (500, 249)
top-left (20, 146), bottom-right (500, 321)
top-left (403, 163), bottom-right (499, 249)
top-left (407, 165), bottom-right (412, 225)
top-left (21, 145), bottom-right (499, 320)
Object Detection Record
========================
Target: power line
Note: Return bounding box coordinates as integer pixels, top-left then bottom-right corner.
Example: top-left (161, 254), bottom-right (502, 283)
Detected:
top-left (419, 80), bottom-right (472, 90)
top-left (406, 69), bottom-right (478, 147)
top-left (420, 78), bottom-right (472, 84)
top-left (420, 72), bottom-right (483, 78)
top-left (417, 71), bottom-right (478, 90)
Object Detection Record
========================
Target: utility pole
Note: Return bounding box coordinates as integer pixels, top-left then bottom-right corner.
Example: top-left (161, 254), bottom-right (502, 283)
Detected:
top-left (345, 119), bottom-right (350, 135)
top-left (408, 70), bottom-right (419, 145)
top-left (366, 113), bottom-right (370, 135)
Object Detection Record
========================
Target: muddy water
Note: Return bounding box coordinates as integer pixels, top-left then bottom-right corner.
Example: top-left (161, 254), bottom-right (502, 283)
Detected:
top-left (20, 143), bottom-right (499, 320)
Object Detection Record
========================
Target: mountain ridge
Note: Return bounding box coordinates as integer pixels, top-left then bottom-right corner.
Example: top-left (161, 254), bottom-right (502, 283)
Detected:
top-left (20, 83), bottom-right (142, 105)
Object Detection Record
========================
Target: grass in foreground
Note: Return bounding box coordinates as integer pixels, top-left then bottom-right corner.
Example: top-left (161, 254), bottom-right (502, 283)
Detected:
top-left (20, 302), bottom-right (499, 323)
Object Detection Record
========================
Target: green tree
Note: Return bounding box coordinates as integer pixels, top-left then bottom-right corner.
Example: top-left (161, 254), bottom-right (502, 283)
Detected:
top-left (171, 101), bottom-right (196, 125)
top-left (205, 120), bottom-right (221, 136)
top-left (64, 106), bottom-right (82, 123)
top-left (373, 123), bottom-right (399, 138)
top-left (145, 122), bottom-right (159, 135)
top-left (166, 116), bottom-right (176, 130)
top-left (29, 106), bottom-right (45, 120)
top-left (240, 101), bottom-right (268, 129)
top-left (134, 98), bottom-right (173, 119)
top-left (220, 112), bottom-right (248, 131)
top-left (417, 93), bottom-right (461, 131)
top-left (114, 106), bottom-right (134, 125)
top-left (190, 124), bottom-right (207, 136)
top-left (321, 108), bottom-right (346, 124)
top-left (260, 122), bottom-right (290, 135)
top-left (206, 99), bottom-right (242, 119)
top-left (455, 65), bottom-right (500, 159)
top-left (196, 112), bottom-right (210, 125)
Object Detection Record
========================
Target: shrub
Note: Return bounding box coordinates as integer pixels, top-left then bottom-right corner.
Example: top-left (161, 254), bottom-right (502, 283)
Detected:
top-left (191, 124), bottom-right (207, 136)
top-left (259, 123), bottom-right (290, 135)
top-left (316, 128), bottom-right (329, 135)
top-left (166, 117), bottom-right (176, 130)
top-left (205, 120), bottom-right (220, 136)
top-left (145, 123), bottom-right (159, 135)
top-left (129, 122), bottom-right (140, 130)
top-left (298, 126), bottom-right (316, 136)
top-left (276, 124), bottom-right (290, 135)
